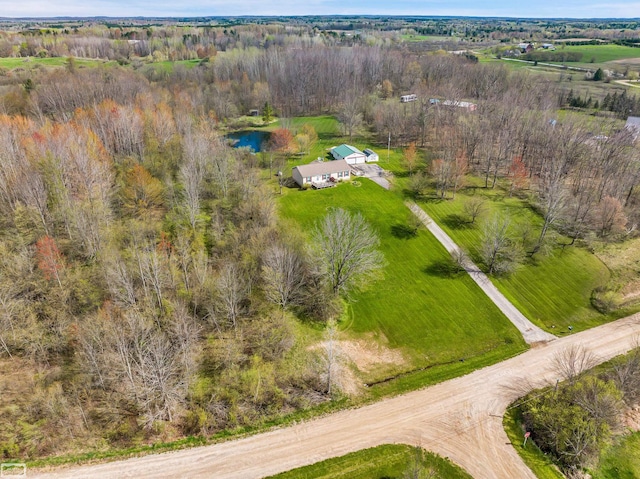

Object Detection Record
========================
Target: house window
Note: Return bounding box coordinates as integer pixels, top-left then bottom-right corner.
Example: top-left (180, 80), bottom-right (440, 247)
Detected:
top-left (344, 171), bottom-right (349, 176)
top-left (337, 171), bottom-right (342, 178)
top-left (306, 177), bottom-right (311, 182)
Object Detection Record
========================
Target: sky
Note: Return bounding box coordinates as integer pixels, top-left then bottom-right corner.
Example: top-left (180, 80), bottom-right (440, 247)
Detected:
top-left (0, 0), bottom-right (639, 19)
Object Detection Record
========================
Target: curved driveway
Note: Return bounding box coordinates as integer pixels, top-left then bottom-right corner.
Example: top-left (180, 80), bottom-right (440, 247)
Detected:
top-left (33, 314), bottom-right (640, 479)
top-left (407, 201), bottom-right (556, 344)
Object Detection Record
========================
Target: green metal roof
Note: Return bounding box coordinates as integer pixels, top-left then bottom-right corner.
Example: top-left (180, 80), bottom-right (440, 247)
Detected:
top-left (332, 144), bottom-right (362, 158)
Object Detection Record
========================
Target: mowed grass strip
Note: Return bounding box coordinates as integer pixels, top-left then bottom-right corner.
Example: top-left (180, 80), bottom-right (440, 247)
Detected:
top-left (418, 186), bottom-right (609, 332)
top-left (267, 444), bottom-right (472, 479)
top-left (592, 431), bottom-right (640, 479)
top-left (280, 180), bottom-right (525, 375)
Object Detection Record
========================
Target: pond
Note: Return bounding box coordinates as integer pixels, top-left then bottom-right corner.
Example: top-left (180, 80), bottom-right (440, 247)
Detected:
top-left (226, 130), bottom-right (270, 152)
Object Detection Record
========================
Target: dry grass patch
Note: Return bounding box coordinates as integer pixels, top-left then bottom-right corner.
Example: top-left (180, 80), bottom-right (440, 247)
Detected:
top-left (594, 237), bottom-right (640, 304)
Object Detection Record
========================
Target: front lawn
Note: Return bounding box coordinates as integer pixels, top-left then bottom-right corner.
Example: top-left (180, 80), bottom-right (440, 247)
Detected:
top-left (280, 180), bottom-right (526, 383)
top-left (418, 185), bottom-right (610, 333)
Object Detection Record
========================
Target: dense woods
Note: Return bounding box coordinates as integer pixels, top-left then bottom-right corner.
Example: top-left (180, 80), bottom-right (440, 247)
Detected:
top-left (0, 18), bottom-right (639, 461)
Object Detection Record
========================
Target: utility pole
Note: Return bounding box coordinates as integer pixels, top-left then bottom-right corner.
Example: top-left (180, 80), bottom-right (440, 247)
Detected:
top-left (387, 131), bottom-right (391, 163)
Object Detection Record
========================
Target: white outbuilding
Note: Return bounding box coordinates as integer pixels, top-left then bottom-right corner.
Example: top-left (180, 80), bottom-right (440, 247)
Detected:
top-left (330, 144), bottom-right (367, 165)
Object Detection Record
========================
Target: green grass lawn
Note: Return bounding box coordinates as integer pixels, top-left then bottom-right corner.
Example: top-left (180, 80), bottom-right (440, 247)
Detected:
top-left (279, 180), bottom-right (526, 382)
top-left (418, 185), bottom-right (610, 333)
top-left (269, 116), bottom-right (399, 177)
top-left (267, 444), bottom-right (472, 479)
top-left (560, 44), bottom-right (640, 64)
top-left (272, 116), bottom-right (341, 138)
top-left (0, 57), bottom-right (112, 70)
top-left (143, 58), bottom-right (202, 73)
top-left (592, 432), bottom-right (640, 479)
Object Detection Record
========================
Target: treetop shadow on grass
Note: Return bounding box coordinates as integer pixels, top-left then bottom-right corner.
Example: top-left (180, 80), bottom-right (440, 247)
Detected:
top-left (424, 258), bottom-right (465, 278)
top-left (418, 195), bottom-right (447, 204)
top-left (442, 213), bottom-right (474, 230)
top-left (391, 223), bottom-right (418, 239)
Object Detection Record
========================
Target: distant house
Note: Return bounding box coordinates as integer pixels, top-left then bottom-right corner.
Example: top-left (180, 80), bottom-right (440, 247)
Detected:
top-left (363, 148), bottom-right (379, 162)
top-left (625, 116), bottom-right (640, 140)
top-left (400, 94), bottom-right (417, 103)
top-left (292, 159), bottom-right (351, 188)
top-left (541, 43), bottom-right (555, 50)
top-left (330, 144), bottom-right (367, 165)
top-left (442, 100), bottom-right (477, 111)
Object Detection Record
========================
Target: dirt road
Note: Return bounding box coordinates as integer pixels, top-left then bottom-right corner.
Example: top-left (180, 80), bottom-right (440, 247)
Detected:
top-left (407, 201), bottom-right (555, 344)
top-left (33, 314), bottom-right (640, 479)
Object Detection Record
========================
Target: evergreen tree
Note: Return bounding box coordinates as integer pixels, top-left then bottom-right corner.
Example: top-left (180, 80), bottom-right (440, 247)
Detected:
top-left (593, 68), bottom-right (604, 81)
top-left (262, 102), bottom-right (274, 124)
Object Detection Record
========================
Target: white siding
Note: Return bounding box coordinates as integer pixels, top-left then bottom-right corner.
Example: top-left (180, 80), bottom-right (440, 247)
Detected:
top-left (292, 167), bottom-right (304, 186)
top-left (344, 153), bottom-right (367, 165)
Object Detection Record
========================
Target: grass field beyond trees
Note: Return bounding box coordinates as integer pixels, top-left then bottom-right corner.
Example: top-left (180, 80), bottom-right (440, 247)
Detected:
top-left (267, 444), bottom-right (472, 479)
top-left (280, 180), bottom-right (526, 383)
top-left (560, 44), bottom-right (640, 64)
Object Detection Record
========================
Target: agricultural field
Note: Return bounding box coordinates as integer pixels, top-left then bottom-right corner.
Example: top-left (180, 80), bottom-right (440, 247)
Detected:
top-left (417, 185), bottom-right (612, 333)
top-left (401, 33), bottom-right (461, 42)
top-left (560, 44), bottom-right (640, 65)
top-left (268, 444), bottom-right (472, 479)
top-left (279, 179), bottom-right (526, 384)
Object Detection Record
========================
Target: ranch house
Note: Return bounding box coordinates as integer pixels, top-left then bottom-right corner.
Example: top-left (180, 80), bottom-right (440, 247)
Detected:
top-left (292, 159), bottom-right (351, 188)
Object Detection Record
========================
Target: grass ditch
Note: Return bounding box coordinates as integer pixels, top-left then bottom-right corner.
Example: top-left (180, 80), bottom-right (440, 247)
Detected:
top-left (266, 444), bottom-right (472, 479)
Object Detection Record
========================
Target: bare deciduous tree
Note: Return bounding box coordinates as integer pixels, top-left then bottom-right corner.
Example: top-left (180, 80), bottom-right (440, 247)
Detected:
top-left (480, 215), bottom-right (522, 275)
top-left (214, 262), bottom-right (246, 331)
top-left (463, 196), bottom-right (486, 224)
top-left (337, 93), bottom-right (363, 141)
top-left (262, 243), bottom-right (306, 309)
top-left (311, 208), bottom-right (384, 296)
top-left (321, 319), bottom-right (342, 396)
top-left (553, 344), bottom-right (597, 382)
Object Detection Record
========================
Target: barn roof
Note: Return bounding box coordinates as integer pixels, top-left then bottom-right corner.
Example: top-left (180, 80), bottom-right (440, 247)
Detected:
top-left (331, 144), bottom-right (363, 158)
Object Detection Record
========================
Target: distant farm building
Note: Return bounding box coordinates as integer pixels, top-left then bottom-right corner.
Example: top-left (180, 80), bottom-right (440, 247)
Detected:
top-left (363, 148), bottom-right (379, 162)
top-left (292, 159), bottom-right (351, 188)
top-left (518, 42), bottom-right (534, 53)
top-left (400, 94), bottom-right (417, 103)
top-left (330, 144), bottom-right (368, 165)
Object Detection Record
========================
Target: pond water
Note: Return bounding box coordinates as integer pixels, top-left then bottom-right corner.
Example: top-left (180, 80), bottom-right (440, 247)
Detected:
top-left (226, 130), bottom-right (270, 152)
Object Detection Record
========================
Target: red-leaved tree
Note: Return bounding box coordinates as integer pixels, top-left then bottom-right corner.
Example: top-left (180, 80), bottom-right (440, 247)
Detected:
top-left (36, 235), bottom-right (65, 287)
